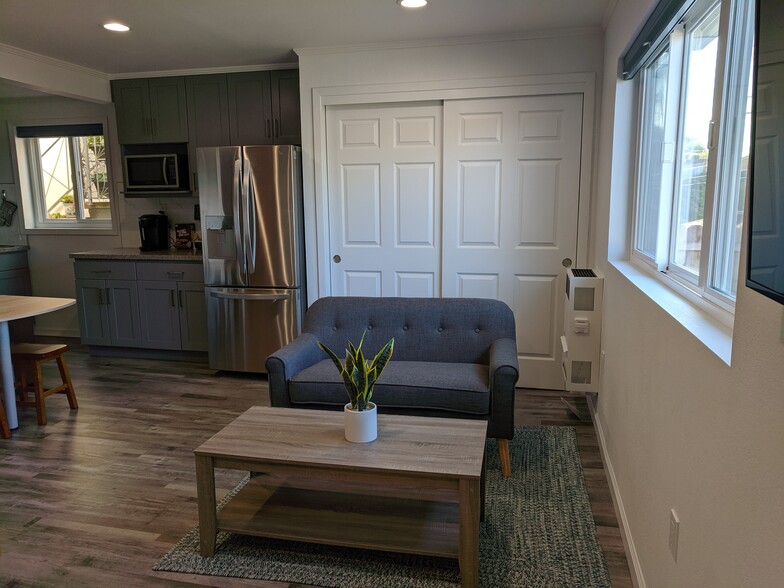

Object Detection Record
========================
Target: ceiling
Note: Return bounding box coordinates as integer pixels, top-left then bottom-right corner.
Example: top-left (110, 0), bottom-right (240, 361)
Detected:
top-left (0, 0), bottom-right (612, 76)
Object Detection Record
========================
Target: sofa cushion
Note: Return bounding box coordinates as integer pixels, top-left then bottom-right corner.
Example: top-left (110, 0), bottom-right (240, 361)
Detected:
top-left (289, 359), bottom-right (490, 415)
top-left (303, 297), bottom-right (516, 365)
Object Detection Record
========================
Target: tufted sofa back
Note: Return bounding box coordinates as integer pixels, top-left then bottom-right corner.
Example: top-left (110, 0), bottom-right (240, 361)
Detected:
top-left (303, 297), bottom-right (516, 365)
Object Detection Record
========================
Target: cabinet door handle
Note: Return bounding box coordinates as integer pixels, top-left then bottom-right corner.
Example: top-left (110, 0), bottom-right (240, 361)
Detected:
top-left (93, 269), bottom-right (111, 274)
top-left (170, 290), bottom-right (176, 307)
top-left (99, 288), bottom-right (106, 305)
top-left (265, 119), bottom-right (271, 138)
top-left (167, 271), bottom-right (185, 278)
top-left (178, 290), bottom-right (183, 308)
top-left (274, 118), bottom-right (280, 137)
top-left (105, 288), bottom-right (111, 305)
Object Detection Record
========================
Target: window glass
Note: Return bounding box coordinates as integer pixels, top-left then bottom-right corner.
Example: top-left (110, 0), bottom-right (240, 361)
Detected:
top-left (671, 3), bottom-right (721, 277)
top-left (631, 0), bottom-right (754, 309)
top-left (34, 134), bottom-right (110, 222)
top-left (636, 47), bottom-right (671, 260)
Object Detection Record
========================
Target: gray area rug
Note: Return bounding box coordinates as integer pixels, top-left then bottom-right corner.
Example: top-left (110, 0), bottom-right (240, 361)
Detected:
top-left (154, 426), bottom-right (611, 587)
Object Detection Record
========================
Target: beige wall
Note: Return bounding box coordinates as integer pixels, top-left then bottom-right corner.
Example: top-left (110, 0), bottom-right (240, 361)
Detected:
top-left (594, 0), bottom-right (784, 586)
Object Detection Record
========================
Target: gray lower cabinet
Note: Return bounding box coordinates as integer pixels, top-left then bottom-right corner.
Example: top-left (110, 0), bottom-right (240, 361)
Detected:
top-left (74, 260), bottom-right (142, 346)
top-left (74, 259), bottom-right (206, 352)
top-left (74, 278), bottom-right (142, 347)
top-left (0, 250), bottom-right (34, 340)
top-left (136, 262), bottom-right (207, 352)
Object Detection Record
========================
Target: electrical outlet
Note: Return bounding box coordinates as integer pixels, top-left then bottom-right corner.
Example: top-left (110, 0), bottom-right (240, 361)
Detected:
top-left (669, 509), bottom-right (680, 562)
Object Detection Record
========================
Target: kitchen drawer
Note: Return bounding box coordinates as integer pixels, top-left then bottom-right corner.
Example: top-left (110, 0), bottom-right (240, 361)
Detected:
top-left (136, 262), bottom-right (203, 283)
top-left (73, 260), bottom-right (137, 280)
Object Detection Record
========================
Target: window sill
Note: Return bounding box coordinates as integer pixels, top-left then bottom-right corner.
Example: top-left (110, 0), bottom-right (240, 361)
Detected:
top-left (21, 225), bottom-right (118, 236)
top-left (610, 260), bottom-right (733, 365)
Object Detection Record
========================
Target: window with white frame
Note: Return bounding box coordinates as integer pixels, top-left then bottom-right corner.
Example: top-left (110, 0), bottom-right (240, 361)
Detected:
top-left (15, 123), bottom-right (114, 230)
top-left (629, 0), bottom-right (754, 307)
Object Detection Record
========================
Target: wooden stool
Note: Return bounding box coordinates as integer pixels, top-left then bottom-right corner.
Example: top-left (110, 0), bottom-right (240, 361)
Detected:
top-left (11, 343), bottom-right (78, 426)
top-left (0, 396), bottom-right (10, 438)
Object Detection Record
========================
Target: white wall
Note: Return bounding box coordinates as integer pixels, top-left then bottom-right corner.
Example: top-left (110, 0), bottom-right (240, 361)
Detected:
top-left (0, 96), bottom-right (197, 336)
top-left (594, 1), bottom-right (784, 586)
top-left (296, 30), bottom-right (604, 302)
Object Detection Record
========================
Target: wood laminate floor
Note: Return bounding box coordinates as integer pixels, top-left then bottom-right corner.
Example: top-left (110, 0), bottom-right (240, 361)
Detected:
top-left (0, 341), bottom-right (632, 587)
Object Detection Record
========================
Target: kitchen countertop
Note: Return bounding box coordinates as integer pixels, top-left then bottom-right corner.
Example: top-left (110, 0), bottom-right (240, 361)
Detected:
top-left (69, 248), bottom-right (203, 262)
top-left (0, 245), bottom-right (30, 254)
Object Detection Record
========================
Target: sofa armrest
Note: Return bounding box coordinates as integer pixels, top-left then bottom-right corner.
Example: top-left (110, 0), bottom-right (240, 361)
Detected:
top-left (488, 337), bottom-right (519, 439)
top-left (265, 333), bottom-right (322, 407)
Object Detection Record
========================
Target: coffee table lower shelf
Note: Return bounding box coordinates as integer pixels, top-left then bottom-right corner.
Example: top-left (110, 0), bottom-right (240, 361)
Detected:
top-left (216, 476), bottom-right (460, 558)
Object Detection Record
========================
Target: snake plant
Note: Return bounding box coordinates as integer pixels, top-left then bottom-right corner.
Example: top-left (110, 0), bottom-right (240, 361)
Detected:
top-left (318, 331), bottom-right (395, 411)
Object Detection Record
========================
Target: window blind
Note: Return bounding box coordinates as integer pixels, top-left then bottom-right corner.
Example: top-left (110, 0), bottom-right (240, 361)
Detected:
top-left (16, 123), bottom-right (103, 138)
top-left (621, 0), bottom-right (696, 79)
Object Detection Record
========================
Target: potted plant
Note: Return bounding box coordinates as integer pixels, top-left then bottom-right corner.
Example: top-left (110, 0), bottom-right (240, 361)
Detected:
top-left (318, 332), bottom-right (394, 443)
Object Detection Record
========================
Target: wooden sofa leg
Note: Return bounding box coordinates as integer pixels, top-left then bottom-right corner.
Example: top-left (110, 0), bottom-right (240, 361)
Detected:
top-left (497, 438), bottom-right (511, 477)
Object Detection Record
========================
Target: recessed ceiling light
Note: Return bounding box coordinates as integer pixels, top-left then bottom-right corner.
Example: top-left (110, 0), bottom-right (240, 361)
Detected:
top-left (103, 22), bottom-right (131, 32)
top-left (398, 0), bottom-right (427, 8)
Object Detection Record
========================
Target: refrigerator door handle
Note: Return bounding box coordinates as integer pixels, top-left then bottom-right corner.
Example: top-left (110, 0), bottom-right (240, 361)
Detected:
top-left (233, 157), bottom-right (246, 285)
top-left (243, 158), bottom-right (257, 276)
top-left (209, 290), bottom-right (290, 301)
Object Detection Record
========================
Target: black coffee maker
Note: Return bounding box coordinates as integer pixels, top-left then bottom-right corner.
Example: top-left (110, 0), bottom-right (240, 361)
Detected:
top-left (139, 213), bottom-right (169, 251)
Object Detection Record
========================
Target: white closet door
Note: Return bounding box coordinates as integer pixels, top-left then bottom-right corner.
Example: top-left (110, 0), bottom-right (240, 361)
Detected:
top-left (326, 103), bottom-right (442, 297)
top-left (442, 94), bottom-right (584, 389)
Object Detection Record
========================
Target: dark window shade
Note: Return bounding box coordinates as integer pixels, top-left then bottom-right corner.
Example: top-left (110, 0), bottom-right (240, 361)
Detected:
top-left (16, 123), bottom-right (103, 138)
top-left (621, 0), bottom-right (696, 80)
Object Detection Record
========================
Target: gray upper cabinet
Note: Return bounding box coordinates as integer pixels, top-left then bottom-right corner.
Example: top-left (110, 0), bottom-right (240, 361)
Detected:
top-left (112, 77), bottom-right (189, 144)
top-left (227, 71), bottom-right (274, 146)
top-left (185, 69), bottom-right (302, 147)
top-left (185, 74), bottom-right (231, 147)
top-left (270, 70), bottom-right (301, 145)
top-left (0, 121), bottom-right (15, 184)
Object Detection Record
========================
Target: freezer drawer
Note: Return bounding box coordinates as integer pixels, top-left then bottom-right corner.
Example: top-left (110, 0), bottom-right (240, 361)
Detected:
top-left (206, 286), bottom-right (301, 373)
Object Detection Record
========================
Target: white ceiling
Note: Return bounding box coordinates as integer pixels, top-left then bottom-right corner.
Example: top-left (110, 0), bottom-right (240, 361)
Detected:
top-left (0, 0), bottom-right (612, 75)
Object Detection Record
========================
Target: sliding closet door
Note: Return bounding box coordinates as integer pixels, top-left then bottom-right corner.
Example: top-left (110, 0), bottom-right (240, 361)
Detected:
top-left (326, 103), bottom-right (442, 297)
top-left (442, 94), bottom-right (584, 389)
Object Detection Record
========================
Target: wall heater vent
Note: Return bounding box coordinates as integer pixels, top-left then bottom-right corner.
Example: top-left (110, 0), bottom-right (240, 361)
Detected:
top-left (561, 268), bottom-right (603, 393)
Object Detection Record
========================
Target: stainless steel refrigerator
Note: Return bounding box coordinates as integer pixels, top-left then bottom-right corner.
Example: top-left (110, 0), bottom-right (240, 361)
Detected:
top-left (197, 145), bottom-right (305, 373)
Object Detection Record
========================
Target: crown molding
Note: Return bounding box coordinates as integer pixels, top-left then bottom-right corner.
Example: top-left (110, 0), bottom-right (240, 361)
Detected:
top-left (295, 27), bottom-right (603, 56)
top-left (0, 42), bottom-right (109, 81)
top-left (110, 62), bottom-right (299, 80)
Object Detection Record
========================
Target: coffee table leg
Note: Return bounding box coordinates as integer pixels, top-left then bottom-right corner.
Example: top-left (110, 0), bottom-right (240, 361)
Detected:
top-left (458, 478), bottom-right (480, 588)
top-left (195, 454), bottom-right (217, 556)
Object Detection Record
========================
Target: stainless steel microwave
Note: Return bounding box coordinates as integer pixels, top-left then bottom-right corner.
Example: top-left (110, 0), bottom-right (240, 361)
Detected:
top-left (123, 153), bottom-right (181, 191)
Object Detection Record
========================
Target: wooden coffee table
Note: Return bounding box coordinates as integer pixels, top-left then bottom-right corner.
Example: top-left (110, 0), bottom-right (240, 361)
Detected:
top-left (194, 406), bottom-right (487, 587)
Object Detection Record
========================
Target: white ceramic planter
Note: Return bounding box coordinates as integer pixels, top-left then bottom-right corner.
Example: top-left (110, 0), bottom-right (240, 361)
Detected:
top-left (344, 402), bottom-right (378, 443)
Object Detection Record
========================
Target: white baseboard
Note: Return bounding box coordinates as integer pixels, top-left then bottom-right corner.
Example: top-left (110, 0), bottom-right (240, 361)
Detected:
top-left (33, 327), bottom-right (80, 339)
top-left (587, 394), bottom-right (646, 588)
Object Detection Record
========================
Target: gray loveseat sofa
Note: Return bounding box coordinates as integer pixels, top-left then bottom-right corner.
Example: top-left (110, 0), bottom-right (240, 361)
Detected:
top-left (265, 296), bottom-right (519, 476)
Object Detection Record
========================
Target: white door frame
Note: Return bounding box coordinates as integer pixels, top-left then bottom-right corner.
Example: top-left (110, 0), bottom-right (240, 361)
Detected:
top-left (308, 72), bottom-right (597, 302)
